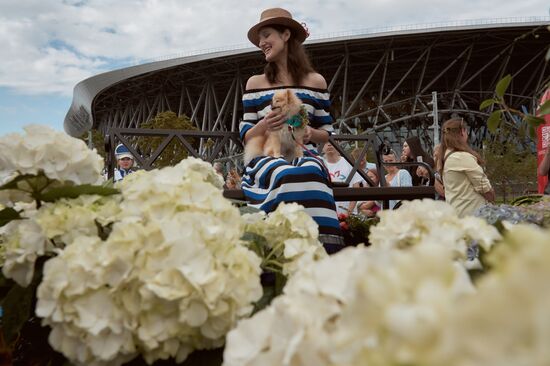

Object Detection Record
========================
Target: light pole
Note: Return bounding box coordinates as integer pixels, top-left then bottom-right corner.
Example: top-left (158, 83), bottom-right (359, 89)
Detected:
top-left (428, 91), bottom-right (439, 148)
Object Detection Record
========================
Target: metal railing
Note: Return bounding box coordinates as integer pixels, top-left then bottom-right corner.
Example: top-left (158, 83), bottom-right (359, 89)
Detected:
top-left (106, 128), bottom-right (435, 207)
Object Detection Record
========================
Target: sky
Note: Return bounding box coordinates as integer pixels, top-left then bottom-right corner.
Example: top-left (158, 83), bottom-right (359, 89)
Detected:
top-left (0, 0), bottom-right (548, 137)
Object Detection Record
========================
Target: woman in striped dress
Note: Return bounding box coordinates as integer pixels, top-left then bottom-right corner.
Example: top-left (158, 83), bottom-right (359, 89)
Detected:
top-left (240, 8), bottom-right (343, 248)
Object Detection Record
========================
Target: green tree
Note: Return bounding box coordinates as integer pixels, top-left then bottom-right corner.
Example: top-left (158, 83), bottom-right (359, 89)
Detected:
top-left (79, 129), bottom-right (106, 159)
top-left (484, 137), bottom-right (537, 203)
top-left (138, 111), bottom-right (197, 168)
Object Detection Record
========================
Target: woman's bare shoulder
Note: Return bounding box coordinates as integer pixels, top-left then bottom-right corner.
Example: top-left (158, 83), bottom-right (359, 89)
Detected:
top-left (302, 72), bottom-right (328, 89)
top-left (246, 74), bottom-right (269, 90)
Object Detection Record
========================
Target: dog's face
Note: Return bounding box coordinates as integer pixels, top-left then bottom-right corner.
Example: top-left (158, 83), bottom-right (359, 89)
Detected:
top-left (272, 89), bottom-right (303, 116)
top-left (271, 91), bottom-right (289, 113)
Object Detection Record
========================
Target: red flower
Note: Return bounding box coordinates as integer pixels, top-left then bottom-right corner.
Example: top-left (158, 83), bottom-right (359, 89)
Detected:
top-left (338, 213), bottom-right (348, 221)
top-left (339, 221), bottom-right (349, 231)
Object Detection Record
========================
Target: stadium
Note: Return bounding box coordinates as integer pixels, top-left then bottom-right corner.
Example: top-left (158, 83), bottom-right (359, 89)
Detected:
top-left (64, 17), bottom-right (550, 161)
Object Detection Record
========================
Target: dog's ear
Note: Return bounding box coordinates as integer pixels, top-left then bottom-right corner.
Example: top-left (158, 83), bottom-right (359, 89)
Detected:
top-left (285, 89), bottom-right (294, 101)
top-left (286, 89), bottom-right (302, 106)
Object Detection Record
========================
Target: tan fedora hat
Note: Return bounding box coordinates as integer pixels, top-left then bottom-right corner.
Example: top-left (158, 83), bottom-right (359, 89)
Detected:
top-left (247, 8), bottom-right (308, 47)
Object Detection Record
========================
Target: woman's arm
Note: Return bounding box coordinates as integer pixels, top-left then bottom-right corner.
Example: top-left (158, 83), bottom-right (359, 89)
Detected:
top-left (483, 189), bottom-right (496, 203)
top-left (242, 76), bottom-right (286, 144)
top-left (457, 153), bottom-right (494, 196)
top-left (304, 126), bottom-right (330, 144)
top-left (243, 110), bottom-right (286, 143)
top-left (434, 178), bottom-right (445, 198)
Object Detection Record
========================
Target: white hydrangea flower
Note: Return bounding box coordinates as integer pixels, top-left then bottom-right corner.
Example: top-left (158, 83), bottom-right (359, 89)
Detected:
top-left (369, 199), bottom-right (501, 258)
top-left (224, 244), bottom-right (472, 366)
top-left (36, 234), bottom-right (138, 366)
top-left (0, 125), bottom-right (104, 186)
top-left (36, 194), bottom-right (121, 245)
top-left (118, 158), bottom-right (226, 222)
top-left (36, 159), bottom-right (262, 366)
top-left (1, 194), bottom-right (120, 288)
top-left (175, 157), bottom-right (225, 189)
top-left (326, 245), bottom-right (474, 366)
top-left (1, 218), bottom-right (48, 286)
top-left (431, 225), bottom-right (550, 366)
top-left (242, 202), bottom-right (327, 276)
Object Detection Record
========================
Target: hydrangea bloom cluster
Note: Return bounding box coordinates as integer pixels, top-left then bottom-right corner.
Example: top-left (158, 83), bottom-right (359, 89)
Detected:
top-left (35, 158), bottom-right (263, 365)
top-left (223, 244), bottom-right (474, 366)
top-left (0, 195), bottom-right (121, 287)
top-left (36, 194), bottom-right (122, 245)
top-left (1, 218), bottom-right (49, 286)
top-left (430, 225), bottom-right (550, 366)
top-left (369, 199), bottom-right (501, 259)
top-left (0, 125), bottom-right (104, 186)
top-left (242, 202), bottom-right (327, 276)
top-left (475, 201), bottom-right (550, 228)
top-left (225, 216), bottom-right (550, 366)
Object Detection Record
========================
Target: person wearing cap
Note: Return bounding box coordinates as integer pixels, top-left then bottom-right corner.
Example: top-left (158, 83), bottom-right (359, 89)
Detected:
top-left (113, 144), bottom-right (136, 182)
top-left (240, 8), bottom-right (343, 251)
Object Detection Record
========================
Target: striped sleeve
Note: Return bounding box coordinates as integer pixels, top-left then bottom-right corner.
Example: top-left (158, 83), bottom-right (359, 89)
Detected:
top-left (240, 94), bottom-right (258, 141)
top-left (240, 91), bottom-right (274, 140)
top-left (296, 89), bottom-right (334, 134)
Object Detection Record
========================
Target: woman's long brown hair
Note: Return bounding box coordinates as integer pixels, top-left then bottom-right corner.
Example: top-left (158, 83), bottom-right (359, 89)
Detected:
top-left (264, 25), bottom-right (315, 86)
top-left (438, 118), bottom-right (484, 175)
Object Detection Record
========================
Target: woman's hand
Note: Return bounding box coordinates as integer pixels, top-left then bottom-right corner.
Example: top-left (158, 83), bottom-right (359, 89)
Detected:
top-left (302, 126), bottom-right (312, 144)
top-left (483, 189), bottom-right (496, 203)
top-left (416, 166), bottom-right (429, 178)
top-left (264, 108), bottom-right (286, 131)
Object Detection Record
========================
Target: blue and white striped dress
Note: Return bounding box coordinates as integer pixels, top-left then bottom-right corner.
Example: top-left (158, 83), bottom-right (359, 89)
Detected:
top-left (239, 86), bottom-right (342, 243)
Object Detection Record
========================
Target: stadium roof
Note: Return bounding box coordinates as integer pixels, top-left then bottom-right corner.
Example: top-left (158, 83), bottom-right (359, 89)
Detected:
top-left (64, 17), bottom-right (550, 137)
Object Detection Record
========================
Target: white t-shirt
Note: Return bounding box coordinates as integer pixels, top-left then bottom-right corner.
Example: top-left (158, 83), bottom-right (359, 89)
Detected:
top-left (324, 157), bottom-right (363, 214)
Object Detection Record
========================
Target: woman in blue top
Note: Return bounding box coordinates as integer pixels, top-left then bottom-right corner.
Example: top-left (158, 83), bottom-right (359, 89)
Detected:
top-left (240, 8), bottom-right (342, 246)
top-left (382, 150), bottom-right (413, 209)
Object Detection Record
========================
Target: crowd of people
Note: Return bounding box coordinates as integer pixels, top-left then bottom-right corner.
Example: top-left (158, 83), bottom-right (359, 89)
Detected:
top-left (108, 150), bottom-right (245, 191)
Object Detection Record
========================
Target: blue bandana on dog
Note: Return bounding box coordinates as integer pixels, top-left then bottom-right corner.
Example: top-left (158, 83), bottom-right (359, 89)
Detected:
top-left (285, 106), bottom-right (308, 128)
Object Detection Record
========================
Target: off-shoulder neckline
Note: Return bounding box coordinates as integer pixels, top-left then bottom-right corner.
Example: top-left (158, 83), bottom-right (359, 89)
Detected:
top-left (244, 85), bottom-right (329, 93)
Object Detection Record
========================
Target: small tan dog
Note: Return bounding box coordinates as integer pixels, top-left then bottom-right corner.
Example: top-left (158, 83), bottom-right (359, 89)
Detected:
top-left (244, 89), bottom-right (308, 164)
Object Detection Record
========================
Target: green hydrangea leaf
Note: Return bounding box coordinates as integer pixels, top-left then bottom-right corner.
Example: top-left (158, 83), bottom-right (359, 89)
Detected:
top-left (487, 110), bottom-right (502, 133)
top-left (0, 282), bottom-right (35, 343)
top-left (0, 207), bottom-right (21, 228)
top-left (495, 74), bottom-right (512, 98)
top-left (0, 174), bottom-right (37, 190)
top-left (238, 205), bottom-right (262, 215)
top-left (38, 184), bottom-right (119, 203)
top-left (524, 115), bottom-right (545, 129)
top-left (479, 98), bottom-right (497, 110)
top-left (537, 99), bottom-right (550, 116)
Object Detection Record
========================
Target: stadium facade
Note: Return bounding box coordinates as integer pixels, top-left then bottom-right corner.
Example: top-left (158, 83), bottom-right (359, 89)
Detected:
top-left (65, 18), bottom-right (550, 157)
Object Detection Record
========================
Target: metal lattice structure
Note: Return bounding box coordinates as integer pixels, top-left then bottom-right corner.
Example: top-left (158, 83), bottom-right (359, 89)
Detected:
top-left (65, 19), bottom-right (550, 159)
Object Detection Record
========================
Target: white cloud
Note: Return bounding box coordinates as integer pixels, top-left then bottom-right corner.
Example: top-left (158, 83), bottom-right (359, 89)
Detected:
top-left (0, 0), bottom-right (547, 96)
